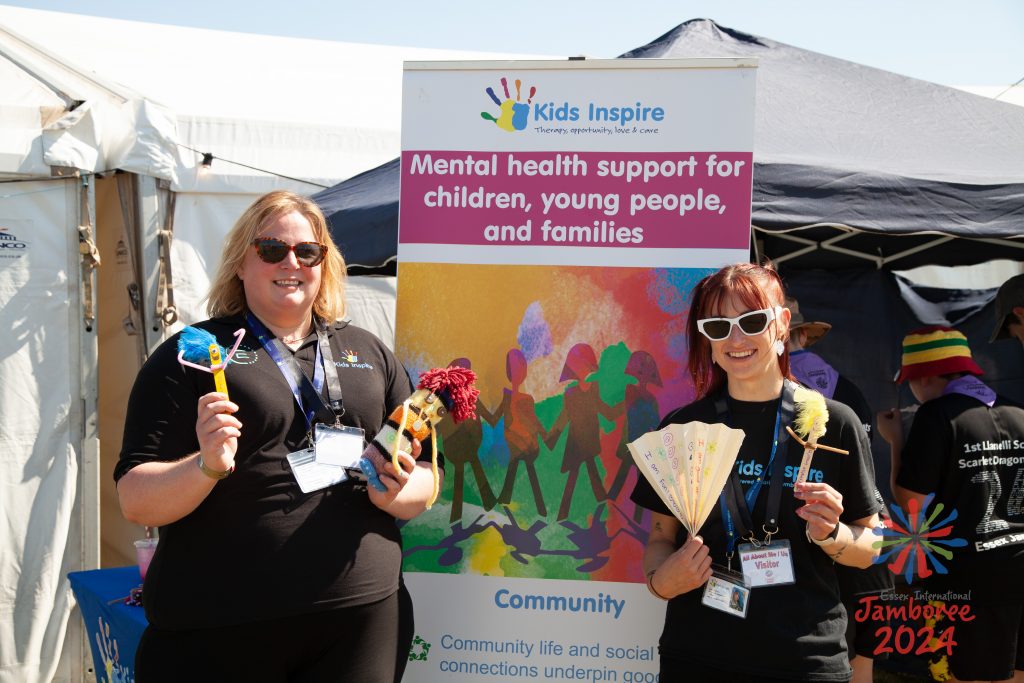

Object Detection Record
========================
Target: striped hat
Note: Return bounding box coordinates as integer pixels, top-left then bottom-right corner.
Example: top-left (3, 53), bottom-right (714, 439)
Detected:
top-left (895, 326), bottom-right (983, 383)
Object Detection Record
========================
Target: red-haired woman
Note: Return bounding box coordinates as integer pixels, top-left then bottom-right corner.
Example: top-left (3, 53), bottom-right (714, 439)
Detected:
top-left (631, 262), bottom-right (881, 682)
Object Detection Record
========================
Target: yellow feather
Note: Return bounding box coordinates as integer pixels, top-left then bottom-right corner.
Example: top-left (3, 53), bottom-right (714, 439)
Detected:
top-left (793, 386), bottom-right (828, 441)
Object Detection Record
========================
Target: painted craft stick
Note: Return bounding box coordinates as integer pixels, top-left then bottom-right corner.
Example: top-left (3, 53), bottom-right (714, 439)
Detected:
top-left (359, 366), bottom-right (479, 508)
top-left (177, 326), bottom-right (246, 399)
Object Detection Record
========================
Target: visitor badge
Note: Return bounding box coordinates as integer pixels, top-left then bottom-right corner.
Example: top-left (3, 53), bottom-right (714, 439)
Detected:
top-left (739, 539), bottom-right (795, 588)
top-left (313, 424), bottom-right (366, 467)
top-left (286, 447), bottom-right (347, 493)
top-left (702, 565), bottom-right (749, 618)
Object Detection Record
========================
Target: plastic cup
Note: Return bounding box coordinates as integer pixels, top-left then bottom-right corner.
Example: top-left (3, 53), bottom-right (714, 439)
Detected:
top-left (134, 538), bottom-right (158, 581)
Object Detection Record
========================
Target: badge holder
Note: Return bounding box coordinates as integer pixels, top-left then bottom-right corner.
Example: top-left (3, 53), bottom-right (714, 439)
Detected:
top-left (738, 538), bottom-right (796, 588)
top-left (702, 566), bottom-right (750, 618)
top-left (286, 447), bottom-right (348, 494)
top-left (313, 423), bottom-right (366, 468)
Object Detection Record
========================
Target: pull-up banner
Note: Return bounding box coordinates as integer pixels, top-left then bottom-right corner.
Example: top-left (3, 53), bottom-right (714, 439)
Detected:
top-left (397, 59), bottom-right (755, 682)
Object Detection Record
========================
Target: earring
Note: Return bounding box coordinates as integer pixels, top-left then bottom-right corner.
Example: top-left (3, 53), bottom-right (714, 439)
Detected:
top-left (774, 339), bottom-right (785, 356)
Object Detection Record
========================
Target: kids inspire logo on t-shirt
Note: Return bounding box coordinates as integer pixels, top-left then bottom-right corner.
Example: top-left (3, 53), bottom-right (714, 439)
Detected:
top-left (734, 459), bottom-right (823, 487)
top-left (335, 349), bottom-right (374, 371)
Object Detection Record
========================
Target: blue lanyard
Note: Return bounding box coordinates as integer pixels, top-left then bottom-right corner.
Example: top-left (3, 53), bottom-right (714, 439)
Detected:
top-left (245, 312), bottom-right (331, 429)
top-left (720, 405), bottom-right (783, 553)
top-left (716, 380), bottom-right (795, 553)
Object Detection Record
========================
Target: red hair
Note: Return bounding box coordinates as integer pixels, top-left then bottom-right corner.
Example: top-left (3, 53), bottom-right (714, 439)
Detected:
top-left (687, 262), bottom-right (794, 399)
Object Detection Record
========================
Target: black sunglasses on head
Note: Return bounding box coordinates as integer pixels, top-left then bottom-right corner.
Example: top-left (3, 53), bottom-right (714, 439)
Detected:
top-left (251, 238), bottom-right (326, 267)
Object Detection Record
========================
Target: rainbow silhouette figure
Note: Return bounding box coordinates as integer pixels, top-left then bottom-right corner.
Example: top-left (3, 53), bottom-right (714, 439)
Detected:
top-left (481, 77), bottom-right (535, 132)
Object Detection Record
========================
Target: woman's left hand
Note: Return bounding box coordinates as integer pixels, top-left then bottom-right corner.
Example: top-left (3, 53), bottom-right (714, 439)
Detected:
top-left (367, 438), bottom-right (420, 510)
top-left (794, 482), bottom-right (844, 542)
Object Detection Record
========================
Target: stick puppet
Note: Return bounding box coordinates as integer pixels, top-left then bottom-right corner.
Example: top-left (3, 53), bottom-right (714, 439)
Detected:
top-left (787, 386), bottom-right (849, 487)
top-left (177, 326), bottom-right (246, 398)
top-left (358, 366), bottom-right (479, 509)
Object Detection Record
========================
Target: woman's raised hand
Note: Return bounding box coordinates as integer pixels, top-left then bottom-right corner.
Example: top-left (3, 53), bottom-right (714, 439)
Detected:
top-left (195, 392), bottom-right (241, 472)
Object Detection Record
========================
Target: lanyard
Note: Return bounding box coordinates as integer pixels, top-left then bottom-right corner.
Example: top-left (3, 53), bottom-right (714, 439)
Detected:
top-left (715, 379), bottom-right (796, 553)
top-left (245, 312), bottom-right (344, 429)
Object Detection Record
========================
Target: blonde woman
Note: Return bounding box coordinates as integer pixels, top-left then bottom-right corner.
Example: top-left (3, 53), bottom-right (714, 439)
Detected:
top-left (116, 191), bottom-right (436, 681)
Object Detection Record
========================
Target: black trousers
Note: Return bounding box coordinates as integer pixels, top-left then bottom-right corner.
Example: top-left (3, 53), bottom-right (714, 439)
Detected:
top-left (660, 656), bottom-right (850, 683)
top-left (137, 588), bottom-right (413, 683)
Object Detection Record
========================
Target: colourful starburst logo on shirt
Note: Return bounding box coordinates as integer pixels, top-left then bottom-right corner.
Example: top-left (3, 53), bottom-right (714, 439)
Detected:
top-left (872, 493), bottom-right (967, 584)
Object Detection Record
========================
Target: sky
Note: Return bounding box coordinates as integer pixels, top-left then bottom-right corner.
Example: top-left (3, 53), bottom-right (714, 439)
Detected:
top-left (2, 0), bottom-right (1022, 93)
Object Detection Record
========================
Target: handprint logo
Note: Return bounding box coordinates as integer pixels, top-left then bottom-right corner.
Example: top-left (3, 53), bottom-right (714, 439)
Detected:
top-left (94, 616), bottom-right (131, 683)
top-left (481, 77), bottom-right (535, 132)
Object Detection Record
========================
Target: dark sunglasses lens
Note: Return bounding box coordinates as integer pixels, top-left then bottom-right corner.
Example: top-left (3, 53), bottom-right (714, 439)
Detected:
top-left (703, 320), bottom-right (732, 339)
top-left (255, 240), bottom-right (289, 263)
top-left (738, 312), bottom-right (769, 334)
top-left (294, 243), bottom-right (325, 266)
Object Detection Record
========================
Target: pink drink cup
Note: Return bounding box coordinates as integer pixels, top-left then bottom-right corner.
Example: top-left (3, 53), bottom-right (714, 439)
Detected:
top-left (134, 539), bottom-right (158, 581)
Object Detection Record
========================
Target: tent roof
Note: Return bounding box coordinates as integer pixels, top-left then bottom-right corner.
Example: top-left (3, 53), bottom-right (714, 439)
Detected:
top-left (622, 19), bottom-right (1024, 268)
top-left (0, 16), bottom-right (178, 179)
top-left (317, 19), bottom-right (1024, 271)
top-left (0, 5), bottom-right (555, 191)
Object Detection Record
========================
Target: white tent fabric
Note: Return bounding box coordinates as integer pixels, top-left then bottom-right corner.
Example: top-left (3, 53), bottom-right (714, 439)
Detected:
top-left (0, 5), bottom-right (552, 327)
top-left (0, 18), bottom-right (179, 181)
top-left (0, 181), bottom-right (84, 683)
top-left (0, 6), bottom-right (552, 681)
top-left (0, 4), bottom-right (552, 190)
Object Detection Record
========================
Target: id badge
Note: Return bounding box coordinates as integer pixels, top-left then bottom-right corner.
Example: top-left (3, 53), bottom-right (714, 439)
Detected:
top-left (702, 565), bottom-right (749, 618)
top-left (313, 424), bottom-right (366, 468)
top-left (286, 447), bottom-right (348, 493)
top-left (739, 539), bottom-right (795, 588)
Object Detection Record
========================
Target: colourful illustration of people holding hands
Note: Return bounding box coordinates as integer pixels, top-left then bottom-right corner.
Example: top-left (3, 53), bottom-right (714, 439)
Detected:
top-left (547, 343), bottom-right (623, 521)
top-left (487, 348), bottom-right (549, 517)
top-left (438, 357), bottom-right (497, 523)
top-left (607, 350), bottom-right (663, 514)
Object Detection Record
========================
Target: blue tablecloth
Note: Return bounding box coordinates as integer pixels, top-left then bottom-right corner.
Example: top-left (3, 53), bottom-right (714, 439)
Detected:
top-left (68, 566), bottom-right (148, 683)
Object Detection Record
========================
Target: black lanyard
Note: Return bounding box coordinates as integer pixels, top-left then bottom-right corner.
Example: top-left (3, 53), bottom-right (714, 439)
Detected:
top-left (245, 312), bottom-right (344, 429)
top-left (715, 379), bottom-right (796, 551)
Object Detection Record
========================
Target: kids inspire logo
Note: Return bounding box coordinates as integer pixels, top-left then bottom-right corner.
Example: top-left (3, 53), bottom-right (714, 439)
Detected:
top-left (480, 76), bottom-right (536, 132)
top-left (479, 76), bottom-right (667, 134)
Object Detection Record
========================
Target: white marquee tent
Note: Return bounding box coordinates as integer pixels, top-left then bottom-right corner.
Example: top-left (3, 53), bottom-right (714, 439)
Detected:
top-left (0, 5), bottom-right (552, 681)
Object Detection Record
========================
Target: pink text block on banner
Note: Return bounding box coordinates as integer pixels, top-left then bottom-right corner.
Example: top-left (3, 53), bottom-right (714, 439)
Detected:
top-left (399, 151), bottom-right (752, 251)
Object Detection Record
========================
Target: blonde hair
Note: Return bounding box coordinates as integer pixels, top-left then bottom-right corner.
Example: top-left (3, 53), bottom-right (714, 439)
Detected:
top-left (207, 190), bottom-right (347, 321)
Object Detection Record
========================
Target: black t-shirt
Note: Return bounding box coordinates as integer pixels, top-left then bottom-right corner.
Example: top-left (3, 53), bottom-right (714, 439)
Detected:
top-left (813, 375), bottom-right (893, 597)
top-left (630, 389), bottom-right (880, 681)
top-left (896, 392), bottom-right (1024, 600)
top-left (115, 315), bottom-right (441, 629)
top-left (832, 376), bottom-right (871, 438)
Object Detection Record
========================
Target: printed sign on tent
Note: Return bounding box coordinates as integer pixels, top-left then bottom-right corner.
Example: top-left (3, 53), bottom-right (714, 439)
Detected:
top-left (396, 58), bottom-right (755, 682)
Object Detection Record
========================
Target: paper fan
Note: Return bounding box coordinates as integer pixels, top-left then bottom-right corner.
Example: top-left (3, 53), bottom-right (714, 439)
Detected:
top-left (627, 421), bottom-right (745, 536)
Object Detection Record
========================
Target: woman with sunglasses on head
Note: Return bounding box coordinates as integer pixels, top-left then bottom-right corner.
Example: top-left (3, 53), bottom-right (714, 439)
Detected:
top-left (115, 190), bottom-right (435, 682)
top-left (630, 262), bottom-right (881, 683)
